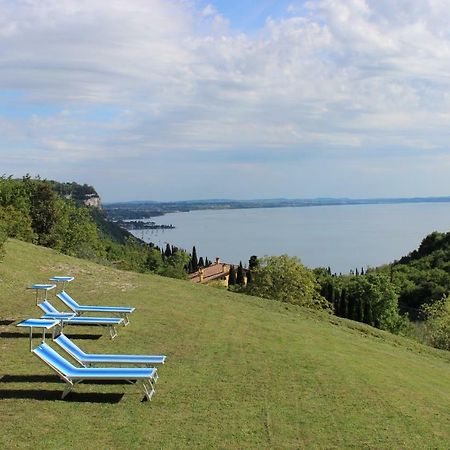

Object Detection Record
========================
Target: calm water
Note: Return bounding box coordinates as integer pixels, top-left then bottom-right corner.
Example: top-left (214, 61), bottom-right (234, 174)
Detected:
top-left (131, 203), bottom-right (450, 273)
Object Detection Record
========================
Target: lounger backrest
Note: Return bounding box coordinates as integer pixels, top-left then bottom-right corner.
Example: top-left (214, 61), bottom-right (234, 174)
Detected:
top-left (38, 300), bottom-right (60, 314)
top-left (57, 291), bottom-right (80, 311)
top-left (32, 343), bottom-right (77, 377)
top-left (54, 334), bottom-right (86, 361)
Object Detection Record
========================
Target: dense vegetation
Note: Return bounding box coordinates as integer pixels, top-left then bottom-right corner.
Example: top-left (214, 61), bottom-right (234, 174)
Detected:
top-left (0, 176), bottom-right (189, 278)
top-left (389, 231), bottom-right (450, 309)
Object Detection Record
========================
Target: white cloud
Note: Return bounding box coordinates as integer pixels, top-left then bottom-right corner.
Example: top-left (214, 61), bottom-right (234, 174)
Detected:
top-left (1, 0), bottom-right (450, 198)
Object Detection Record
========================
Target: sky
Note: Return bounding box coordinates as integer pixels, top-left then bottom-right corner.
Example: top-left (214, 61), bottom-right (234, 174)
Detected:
top-left (1, 0), bottom-right (450, 202)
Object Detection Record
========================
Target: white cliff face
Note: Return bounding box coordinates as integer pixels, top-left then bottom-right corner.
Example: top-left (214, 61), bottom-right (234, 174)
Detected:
top-left (84, 196), bottom-right (102, 209)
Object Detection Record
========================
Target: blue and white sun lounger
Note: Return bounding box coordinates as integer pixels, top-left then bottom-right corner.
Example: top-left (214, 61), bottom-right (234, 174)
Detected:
top-left (33, 342), bottom-right (157, 400)
top-left (56, 290), bottom-right (135, 326)
top-left (38, 300), bottom-right (124, 339)
top-left (54, 333), bottom-right (166, 368)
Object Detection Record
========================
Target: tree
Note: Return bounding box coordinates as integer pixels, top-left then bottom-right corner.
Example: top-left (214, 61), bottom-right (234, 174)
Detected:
top-left (246, 269), bottom-right (253, 284)
top-left (422, 296), bottom-right (450, 350)
top-left (246, 255), bottom-right (330, 311)
top-left (345, 273), bottom-right (406, 333)
top-left (29, 181), bottom-right (61, 246)
top-left (236, 261), bottom-right (245, 286)
top-left (198, 257), bottom-right (204, 267)
top-left (340, 288), bottom-right (348, 318)
top-left (249, 255), bottom-right (258, 270)
top-left (228, 265), bottom-right (236, 287)
top-left (159, 250), bottom-right (190, 279)
top-left (191, 246), bottom-right (198, 272)
top-left (247, 255), bottom-right (258, 286)
top-left (147, 247), bottom-right (163, 272)
top-left (164, 243), bottom-right (172, 259)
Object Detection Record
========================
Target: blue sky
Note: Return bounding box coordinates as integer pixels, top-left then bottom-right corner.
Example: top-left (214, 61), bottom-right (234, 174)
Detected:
top-left (1, 0), bottom-right (450, 202)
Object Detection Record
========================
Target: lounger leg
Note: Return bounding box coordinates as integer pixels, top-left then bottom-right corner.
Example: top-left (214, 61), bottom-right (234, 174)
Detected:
top-left (122, 313), bottom-right (130, 326)
top-left (109, 325), bottom-right (117, 339)
top-left (61, 382), bottom-right (74, 399)
top-left (142, 380), bottom-right (155, 401)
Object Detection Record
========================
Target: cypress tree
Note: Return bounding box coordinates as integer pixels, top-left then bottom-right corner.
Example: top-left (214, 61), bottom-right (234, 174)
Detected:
top-left (328, 282), bottom-right (335, 305)
top-left (164, 243), bottom-right (172, 258)
top-left (364, 298), bottom-right (374, 326)
top-left (228, 265), bottom-right (236, 287)
top-left (246, 270), bottom-right (253, 284)
top-left (357, 297), bottom-right (364, 322)
top-left (198, 257), bottom-right (204, 267)
top-left (341, 288), bottom-right (348, 318)
top-left (249, 255), bottom-right (258, 270)
top-left (348, 294), bottom-right (355, 320)
top-left (191, 246), bottom-right (198, 272)
top-left (236, 261), bottom-right (245, 286)
top-left (333, 287), bottom-right (340, 315)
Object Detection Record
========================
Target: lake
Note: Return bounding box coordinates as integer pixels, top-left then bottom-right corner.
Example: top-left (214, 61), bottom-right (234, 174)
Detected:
top-left (130, 203), bottom-right (450, 273)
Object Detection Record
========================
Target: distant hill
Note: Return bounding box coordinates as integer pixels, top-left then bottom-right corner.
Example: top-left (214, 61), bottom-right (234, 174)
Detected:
top-left (1, 239), bottom-right (450, 448)
top-left (104, 196), bottom-right (450, 219)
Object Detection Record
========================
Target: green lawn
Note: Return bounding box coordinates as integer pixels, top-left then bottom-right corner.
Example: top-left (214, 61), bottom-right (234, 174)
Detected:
top-left (1, 239), bottom-right (450, 449)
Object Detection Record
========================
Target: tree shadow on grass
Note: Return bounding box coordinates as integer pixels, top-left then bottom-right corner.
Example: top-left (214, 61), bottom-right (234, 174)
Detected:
top-left (0, 332), bottom-right (102, 340)
top-left (0, 389), bottom-right (124, 403)
top-left (0, 374), bottom-right (60, 383)
top-left (0, 374), bottom-right (139, 386)
top-left (0, 332), bottom-right (30, 339)
top-left (58, 333), bottom-right (103, 340)
top-left (0, 320), bottom-right (15, 326)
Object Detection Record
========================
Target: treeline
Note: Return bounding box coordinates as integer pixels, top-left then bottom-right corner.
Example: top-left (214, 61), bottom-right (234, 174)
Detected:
top-left (0, 176), bottom-right (190, 278)
top-left (315, 269), bottom-right (407, 333)
top-left (52, 181), bottom-right (99, 203)
top-left (232, 254), bottom-right (406, 334)
top-left (383, 231), bottom-right (450, 310)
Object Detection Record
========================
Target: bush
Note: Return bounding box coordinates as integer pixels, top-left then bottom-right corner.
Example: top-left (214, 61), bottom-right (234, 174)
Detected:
top-left (422, 296), bottom-right (450, 350)
top-left (245, 255), bottom-right (331, 311)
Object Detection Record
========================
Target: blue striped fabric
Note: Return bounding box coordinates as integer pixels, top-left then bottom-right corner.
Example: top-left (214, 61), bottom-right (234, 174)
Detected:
top-left (38, 300), bottom-right (123, 324)
top-left (49, 276), bottom-right (74, 282)
top-left (54, 334), bottom-right (166, 365)
top-left (57, 291), bottom-right (135, 314)
top-left (33, 343), bottom-right (157, 380)
top-left (16, 318), bottom-right (60, 329)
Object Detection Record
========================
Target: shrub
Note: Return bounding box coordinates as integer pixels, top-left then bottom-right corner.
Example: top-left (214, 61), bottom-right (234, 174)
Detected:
top-left (245, 255), bottom-right (331, 311)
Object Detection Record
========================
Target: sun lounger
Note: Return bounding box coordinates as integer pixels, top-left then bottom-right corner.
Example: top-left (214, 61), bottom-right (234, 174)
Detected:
top-left (55, 290), bottom-right (135, 326)
top-left (33, 342), bottom-right (157, 400)
top-left (38, 300), bottom-right (124, 339)
top-left (53, 333), bottom-right (166, 369)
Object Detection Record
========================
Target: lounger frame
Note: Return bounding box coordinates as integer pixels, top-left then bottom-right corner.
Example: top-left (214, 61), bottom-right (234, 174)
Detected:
top-left (38, 300), bottom-right (123, 339)
top-left (33, 343), bottom-right (157, 400)
top-left (54, 333), bottom-right (166, 369)
top-left (56, 291), bottom-right (134, 326)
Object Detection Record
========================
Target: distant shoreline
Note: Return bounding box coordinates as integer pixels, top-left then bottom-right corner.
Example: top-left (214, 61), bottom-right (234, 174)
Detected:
top-left (103, 196), bottom-right (450, 220)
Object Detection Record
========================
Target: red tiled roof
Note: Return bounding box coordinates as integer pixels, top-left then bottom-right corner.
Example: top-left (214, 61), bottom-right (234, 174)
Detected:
top-left (189, 262), bottom-right (230, 283)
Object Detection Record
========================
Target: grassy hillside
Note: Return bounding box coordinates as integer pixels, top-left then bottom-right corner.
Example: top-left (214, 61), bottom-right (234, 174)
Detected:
top-left (1, 239), bottom-right (450, 449)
